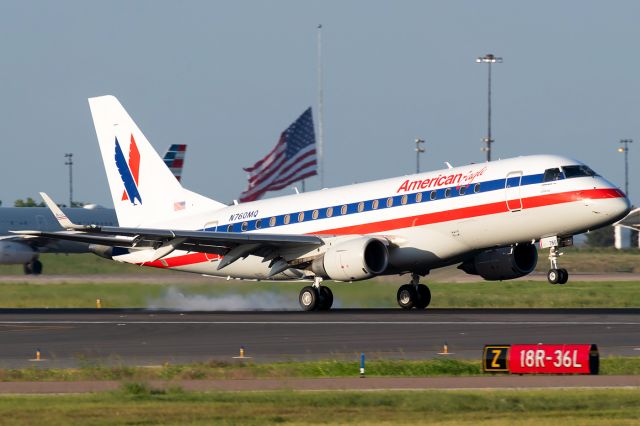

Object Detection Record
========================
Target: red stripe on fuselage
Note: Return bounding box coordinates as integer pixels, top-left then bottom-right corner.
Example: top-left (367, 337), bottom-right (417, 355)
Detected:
top-left (311, 188), bottom-right (623, 235)
top-left (143, 252), bottom-right (221, 268)
top-left (141, 188), bottom-right (624, 269)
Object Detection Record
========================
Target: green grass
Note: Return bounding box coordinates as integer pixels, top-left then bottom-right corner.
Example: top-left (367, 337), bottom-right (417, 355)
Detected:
top-left (0, 279), bottom-right (639, 308)
top-left (0, 388), bottom-right (638, 425)
top-left (0, 253), bottom-right (164, 275)
top-left (0, 357), bottom-right (638, 381)
top-left (0, 247), bottom-right (639, 276)
top-left (533, 247), bottom-right (640, 273)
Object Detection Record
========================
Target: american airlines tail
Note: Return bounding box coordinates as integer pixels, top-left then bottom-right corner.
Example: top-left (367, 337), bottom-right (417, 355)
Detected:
top-left (88, 95), bottom-right (224, 227)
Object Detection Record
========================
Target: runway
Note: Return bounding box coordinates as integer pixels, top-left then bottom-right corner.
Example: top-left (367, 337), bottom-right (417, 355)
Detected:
top-left (0, 308), bottom-right (638, 367)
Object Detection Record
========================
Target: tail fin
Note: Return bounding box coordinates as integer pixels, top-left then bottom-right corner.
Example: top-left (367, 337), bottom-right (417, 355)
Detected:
top-left (163, 144), bottom-right (187, 182)
top-left (88, 95), bottom-right (224, 227)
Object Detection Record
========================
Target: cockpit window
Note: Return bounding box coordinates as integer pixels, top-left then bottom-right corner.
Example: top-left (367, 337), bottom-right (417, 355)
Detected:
top-left (543, 168), bottom-right (562, 182)
top-left (561, 165), bottom-right (598, 178)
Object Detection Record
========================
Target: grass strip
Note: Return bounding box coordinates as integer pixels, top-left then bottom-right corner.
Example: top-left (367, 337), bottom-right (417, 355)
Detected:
top-left (0, 357), bottom-right (639, 382)
top-left (0, 388), bottom-right (638, 425)
top-left (0, 279), bottom-right (639, 308)
top-left (0, 248), bottom-right (637, 276)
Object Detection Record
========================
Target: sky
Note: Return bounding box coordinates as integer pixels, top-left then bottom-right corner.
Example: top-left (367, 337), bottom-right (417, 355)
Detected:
top-left (1, 1), bottom-right (640, 208)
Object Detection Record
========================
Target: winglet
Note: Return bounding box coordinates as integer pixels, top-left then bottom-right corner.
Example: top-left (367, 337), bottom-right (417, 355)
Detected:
top-left (39, 192), bottom-right (86, 230)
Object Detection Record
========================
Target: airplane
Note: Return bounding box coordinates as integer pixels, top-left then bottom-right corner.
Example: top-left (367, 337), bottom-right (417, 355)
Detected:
top-left (614, 207), bottom-right (640, 232)
top-left (15, 95), bottom-right (631, 310)
top-left (0, 144), bottom-right (187, 274)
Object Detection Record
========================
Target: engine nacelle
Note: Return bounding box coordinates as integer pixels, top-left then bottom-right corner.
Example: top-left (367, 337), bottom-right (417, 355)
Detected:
top-left (311, 237), bottom-right (389, 281)
top-left (458, 243), bottom-right (538, 281)
top-left (0, 241), bottom-right (37, 265)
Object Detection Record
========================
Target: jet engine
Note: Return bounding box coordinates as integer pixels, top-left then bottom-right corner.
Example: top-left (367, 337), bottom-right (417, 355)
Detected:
top-left (458, 243), bottom-right (538, 281)
top-left (311, 237), bottom-right (389, 281)
top-left (0, 241), bottom-right (37, 265)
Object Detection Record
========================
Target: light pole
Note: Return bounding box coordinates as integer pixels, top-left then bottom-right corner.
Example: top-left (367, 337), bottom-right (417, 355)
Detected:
top-left (64, 153), bottom-right (73, 207)
top-left (476, 53), bottom-right (502, 162)
top-left (415, 138), bottom-right (425, 174)
top-left (618, 139), bottom-right (633, 195)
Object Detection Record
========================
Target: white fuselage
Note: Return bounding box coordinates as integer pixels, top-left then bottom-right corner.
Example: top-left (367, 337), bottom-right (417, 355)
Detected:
top-left (116, 155), bottom-right (630, 280)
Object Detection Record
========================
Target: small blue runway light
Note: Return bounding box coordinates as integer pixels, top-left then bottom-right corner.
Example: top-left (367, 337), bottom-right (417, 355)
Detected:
top-left (360, 353), bottom-right (365, 378)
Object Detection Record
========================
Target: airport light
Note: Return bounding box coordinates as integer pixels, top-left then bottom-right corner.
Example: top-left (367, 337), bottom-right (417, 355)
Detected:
top-left (415, 138), bottom-right (425, 174)
top-left (618, 139), bottom-right (633, 195)
top-left (476, 53), bottom-right (502, 162)
top-left (64, 153), bottom-right (73, 207)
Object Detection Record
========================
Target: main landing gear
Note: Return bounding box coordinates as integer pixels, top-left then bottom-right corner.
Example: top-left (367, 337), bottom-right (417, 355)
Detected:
top-left (23, 259), bottom-right (43, 275)
top-left (397, 273), bottom-right (431, 310)
top-left (547, 245), bottom-right (569, 285)
top-left (299, 277), bottom-right (334, 311)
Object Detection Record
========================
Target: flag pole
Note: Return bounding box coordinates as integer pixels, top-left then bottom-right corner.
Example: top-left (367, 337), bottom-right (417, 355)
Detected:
top-left (317, 24), bottom-right (324, 189)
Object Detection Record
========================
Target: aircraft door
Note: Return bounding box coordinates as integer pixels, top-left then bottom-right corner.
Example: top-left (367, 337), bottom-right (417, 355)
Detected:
top-left (505, 171), bottom-right (523, 211)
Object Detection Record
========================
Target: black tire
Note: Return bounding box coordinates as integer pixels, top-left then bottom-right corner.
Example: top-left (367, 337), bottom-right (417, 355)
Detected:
top-left (414, 284), bottom-right (431, 309)
top-left (397, 284), bottom-right (417, 309)
top-left (31, 260), bottom-right (43, 275)
top-left (23, 263), bottom-right (33, 275)
top-left (318, 286), bottom-right (334, 311)
top-left (299, 286), bottom-right (319, 311)
top-left (558, 268), bottom-right (569, 285)
top-left (547, 269), bottom-right (560, 285)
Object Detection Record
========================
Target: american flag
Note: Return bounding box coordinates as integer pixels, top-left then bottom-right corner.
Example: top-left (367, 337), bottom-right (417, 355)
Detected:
top-left (239, 108), bottom-right (317, 202)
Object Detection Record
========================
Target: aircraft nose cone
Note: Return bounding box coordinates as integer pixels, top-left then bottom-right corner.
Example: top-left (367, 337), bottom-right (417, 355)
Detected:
top-left (589, 190), bottom-right (631, 222)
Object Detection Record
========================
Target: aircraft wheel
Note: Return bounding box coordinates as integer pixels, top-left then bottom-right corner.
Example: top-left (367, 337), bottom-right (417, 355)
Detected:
top-left (299, 286), bottom-right (319, 311)
top-left (547, 269), bottom-right (560, 285)
top-left (317, 286), bottom-right (334, 311)
top-left (397, 284), bottom-right (417, 309)
top-left (558, 268), bottom-right (569, 285)
top-left (414, 284), bottom-right (431, 309)
top-left (23, 263), bottom-right (33, 275)
top-left (31, 260), bottom-right (43, 275)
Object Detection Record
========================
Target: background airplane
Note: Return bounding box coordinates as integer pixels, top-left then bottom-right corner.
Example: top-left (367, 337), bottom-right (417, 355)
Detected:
top-left (19, 96), bottom-right (630, 310)
top-left (0, 144), bottom-right (187, 274)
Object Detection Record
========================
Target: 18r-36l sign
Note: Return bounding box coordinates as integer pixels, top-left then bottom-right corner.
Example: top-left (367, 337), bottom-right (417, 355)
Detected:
top-left (483, 344), bottom-right (599, 374)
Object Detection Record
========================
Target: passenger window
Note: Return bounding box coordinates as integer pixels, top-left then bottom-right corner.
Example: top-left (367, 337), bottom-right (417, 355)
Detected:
top-left (312, 210), bottom-right (319, 220)
top-left (357, 202), bottom-right (365, 212)
top-left (341, 205), bottom-right (348, 215)
top-left (473, 183), bottom-right (480, 193)
top-left (459, 186), bottom-right (466, 195)
top-left (372, 199), bottom-right (379, 209)
top-left (227, 224), bottom-right (233, 232)
top-left (298, 212), bottom-right (305, 222)
top-left (401, 195), bottom-right (408, 205)
top-left (326, 207), bottom-right (334, 217)
top-left (543, 168), bottom-right (562, 182)
top-left (241, 222), bottom-right (248, 231)
top-left (430, 190), bottom-right (437, 200)
top-left (415, 193), bottom-right (423, 203)
top-left (284, 214), bottom-right (291, 225)
top-left (269, 217), bottom-right (276, 227)
top-left (255, 219), bottom-right (262, 229)
top-left (444, 188), bottom-right (451, 198)
top-left (386, 197), bottom-right (393, 208)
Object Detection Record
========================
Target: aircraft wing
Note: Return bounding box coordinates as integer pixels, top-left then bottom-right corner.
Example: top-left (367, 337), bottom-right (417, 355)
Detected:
top-left (13, 227), bottom-right (323, 271)
top-left (614, 207), bottom-right (640, 231)
top-left (12, 192), bottom-right (325, 273)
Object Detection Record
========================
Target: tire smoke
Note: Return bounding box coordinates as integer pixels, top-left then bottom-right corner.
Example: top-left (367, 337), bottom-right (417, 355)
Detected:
top-left (147, 287), bottom-right (298, 311)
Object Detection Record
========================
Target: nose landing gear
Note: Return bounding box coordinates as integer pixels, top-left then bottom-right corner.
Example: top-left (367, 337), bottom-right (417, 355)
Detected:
top-left (397, 274), bottom-right (431, 309)
top-left (544, 238), bottom-right (572, 285)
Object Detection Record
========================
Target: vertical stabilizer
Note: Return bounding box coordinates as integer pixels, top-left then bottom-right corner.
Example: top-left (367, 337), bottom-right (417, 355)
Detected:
top-left (88, 95), bottom-right (223, 227)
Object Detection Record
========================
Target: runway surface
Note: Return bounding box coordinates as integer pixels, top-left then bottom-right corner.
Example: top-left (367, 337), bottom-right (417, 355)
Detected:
top-left (0, 308), bottom-right (638, 367)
